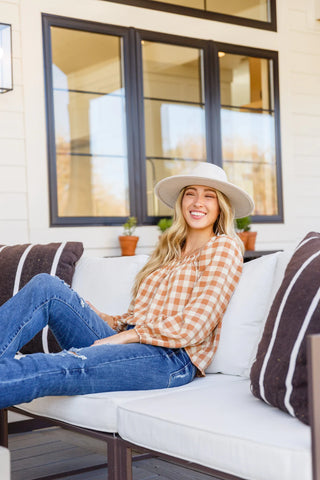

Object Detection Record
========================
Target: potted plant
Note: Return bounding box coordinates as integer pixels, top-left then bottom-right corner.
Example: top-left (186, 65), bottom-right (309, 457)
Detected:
top-left (119, 216), bottom-right (139, 256)
top-left (157, 217), bottom-right (173, 234)
top-left (235, 216), bottom-right (257, 251)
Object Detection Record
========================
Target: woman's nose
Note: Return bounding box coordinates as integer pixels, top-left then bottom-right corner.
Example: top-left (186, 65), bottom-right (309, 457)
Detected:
top-left (193, 197), bottom-right (203, 207)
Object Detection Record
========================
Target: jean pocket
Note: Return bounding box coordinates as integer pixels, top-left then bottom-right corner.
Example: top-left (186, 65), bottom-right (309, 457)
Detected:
top-left (167, 362), bottom-right (196, 388)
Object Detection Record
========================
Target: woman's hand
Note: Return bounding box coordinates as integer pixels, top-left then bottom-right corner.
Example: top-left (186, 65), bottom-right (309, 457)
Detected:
top-left (86, 301), bottom-right (115, 329)
top-left (92, 328), bottom-right (139, 346)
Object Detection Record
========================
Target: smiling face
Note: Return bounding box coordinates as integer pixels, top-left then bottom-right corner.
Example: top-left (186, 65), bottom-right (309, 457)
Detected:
top-left (181, 185), bottom-right (221, 236)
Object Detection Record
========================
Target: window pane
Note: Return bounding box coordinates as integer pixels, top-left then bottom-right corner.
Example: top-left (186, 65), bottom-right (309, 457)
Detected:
top-left (144, 100), bottom-right (206, 160)
top-left (221, 108), bottom-right (277, 216)
top-left (142, 41), bottom-right (206, 216)
top-left (219, 54), bottom-right (271, 109)
top-left (149, 0), bottom-right (270, 22)
top-left (51, 28), bottom-right (122, 91)
top-left (206, 0), bottom-right (269, 21)
top-left (57, 154), bottom-right (129, 217)
top-left (153, 0), bottom-right (204, 8)
top-left (142, 41), bottom-right (203, 103)
top-left (219, 52), bottom-right (277, 216)
top-left (51, 26), bottom-right (129, 218)
top-left (54, 90), bottom-right (127, 157)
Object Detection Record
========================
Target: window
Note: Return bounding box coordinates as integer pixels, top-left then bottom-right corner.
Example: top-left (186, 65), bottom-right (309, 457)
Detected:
top-left (218, 47), bottom-right (282, 220)
top-left (43, 18), bottom-right (135, 225)
top-left (43, 15), bottom-right (282, 226)
top-left (51, 27), bottom-right (130, 219)
top-left (106, 0), bottom-right (276, 31)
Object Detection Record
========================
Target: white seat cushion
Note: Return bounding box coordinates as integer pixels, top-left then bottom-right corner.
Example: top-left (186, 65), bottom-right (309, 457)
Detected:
top-left (16, 390), bottom-right (168, 432)
top-left (118, 375), bottom-right (311, 480)
top-left (15, 376), bottom-right (216, 432)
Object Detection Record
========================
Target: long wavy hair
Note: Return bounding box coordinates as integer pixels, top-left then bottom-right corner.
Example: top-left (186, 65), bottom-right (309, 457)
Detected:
top-left (132, 186), bottom-right (243, 299)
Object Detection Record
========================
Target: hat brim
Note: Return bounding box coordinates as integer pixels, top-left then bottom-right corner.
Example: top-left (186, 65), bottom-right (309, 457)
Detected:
top-left (155, 175), bottom-right (254, 219)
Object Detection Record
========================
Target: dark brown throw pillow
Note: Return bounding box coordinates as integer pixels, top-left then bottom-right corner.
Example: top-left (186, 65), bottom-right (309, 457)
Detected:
top-left (250, 232), bottom-right (320, 425)
top-left (0, 242), bottom-right (84, 354)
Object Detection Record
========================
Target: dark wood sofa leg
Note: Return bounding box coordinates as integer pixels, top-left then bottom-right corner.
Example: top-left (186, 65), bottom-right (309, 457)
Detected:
top-left (116, 438), bottom-right (132, 480)
top-left (104, 434), bottom-right (132, 480)
top-left (0, 409), bottom-right (8, 448)
top-left (308, 334), bottom-right (320, 480)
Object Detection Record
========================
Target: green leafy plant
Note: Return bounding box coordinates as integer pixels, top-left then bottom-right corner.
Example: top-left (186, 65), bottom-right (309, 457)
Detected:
top-left (122, 216), bottom-right (137, 236)
top-left (157, 217), bottom-right (173, 233)
top-left (235, 216), bottom-right (251, 232)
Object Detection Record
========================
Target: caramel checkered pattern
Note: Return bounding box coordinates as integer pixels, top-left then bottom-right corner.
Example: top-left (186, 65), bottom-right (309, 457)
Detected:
top-left (113, 235), bottom-right (243, 375)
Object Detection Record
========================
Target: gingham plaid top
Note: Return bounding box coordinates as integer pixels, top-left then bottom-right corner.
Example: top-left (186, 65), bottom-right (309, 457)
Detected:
top-left (113, 235), bottom-right (243, 375)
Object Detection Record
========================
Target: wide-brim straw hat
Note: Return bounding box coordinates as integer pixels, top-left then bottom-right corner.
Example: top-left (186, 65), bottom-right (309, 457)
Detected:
top-left (154, 162), bottom-right (254, 219)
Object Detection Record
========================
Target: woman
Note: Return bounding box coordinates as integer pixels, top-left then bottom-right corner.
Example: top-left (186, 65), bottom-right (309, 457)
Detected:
top-left (0, 162), bottom-right (253, 408)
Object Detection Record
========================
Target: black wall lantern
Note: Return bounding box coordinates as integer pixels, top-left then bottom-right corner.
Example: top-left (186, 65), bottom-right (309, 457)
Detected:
top-left (0, 23), bottom-right (13, 93)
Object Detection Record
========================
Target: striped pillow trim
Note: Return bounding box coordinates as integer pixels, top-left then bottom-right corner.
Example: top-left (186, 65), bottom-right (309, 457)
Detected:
top-left (250, 232), bottom-right (320, 424)
top-left (50, 242), bottom-right (67, 276)
top-left (13, 244), bottom-right (34, 295)
top-left (0, 241), bottom-right (83, 354)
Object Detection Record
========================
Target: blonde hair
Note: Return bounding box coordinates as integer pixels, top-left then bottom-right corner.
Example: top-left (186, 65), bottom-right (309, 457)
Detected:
top-left (132, 186), bottom-right (244, 299)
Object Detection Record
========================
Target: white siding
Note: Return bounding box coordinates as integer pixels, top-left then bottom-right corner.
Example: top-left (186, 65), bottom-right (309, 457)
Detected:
top-left (284, 1), bottom-right (320, 246)
top-left (0, 0), bottom-right (28, 244)
top-left (0, 0), bottom-right (319, 254)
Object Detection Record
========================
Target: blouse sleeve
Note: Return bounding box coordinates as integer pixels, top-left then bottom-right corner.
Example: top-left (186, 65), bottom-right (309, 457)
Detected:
top-left (134, 236), bottom-right (243, 349)
top-left (111, 299), bottom-right (135, 332)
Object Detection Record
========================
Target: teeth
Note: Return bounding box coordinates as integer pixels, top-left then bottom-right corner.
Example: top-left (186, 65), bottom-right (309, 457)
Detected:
top-left (191, 211), bottom-right (205, 217)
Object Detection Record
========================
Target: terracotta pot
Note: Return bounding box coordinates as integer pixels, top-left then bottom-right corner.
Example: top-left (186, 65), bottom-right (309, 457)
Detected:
top-left (246, 231), bottom-right (257, 251)
top-left (237, 232), bottom-right (249, 250)
top-left (119, 236), bottom-right (139, 256)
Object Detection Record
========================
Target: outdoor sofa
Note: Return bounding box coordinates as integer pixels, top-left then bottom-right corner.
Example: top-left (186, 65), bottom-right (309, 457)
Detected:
top-left (0, 232), bottom-right (319, 480)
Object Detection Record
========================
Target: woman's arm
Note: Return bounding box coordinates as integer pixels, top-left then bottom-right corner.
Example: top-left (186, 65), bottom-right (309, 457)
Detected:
top-left (86, 302), bottom-right (140, 345)
top-left (92, 328), bottom-right (139, 346)
top-left (86, 301), bottom-right (134, 332)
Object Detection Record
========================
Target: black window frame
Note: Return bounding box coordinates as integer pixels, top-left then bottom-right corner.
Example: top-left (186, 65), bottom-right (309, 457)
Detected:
top-left (133, 29), bottom-right (216, 225)
top-left (43, 14), bottom-right (283, 227)
top-left (101, 0), bottom-right (277, 31)
top-left (42, 14), bottom-right (140, 226)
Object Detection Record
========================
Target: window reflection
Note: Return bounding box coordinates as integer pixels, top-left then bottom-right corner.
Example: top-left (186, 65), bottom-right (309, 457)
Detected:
top-left (219, 52), bottom-right (277, 216)
top-left (149, 0), bottom-right (270, 22)
top-left (57, 154), bottom-right (129, 217)
top-left (141, 41), bottom-right (206, 216)
top-left (144, 101), bottom-right (206, 160)
top-left (51, 26), bottom-right (129, 218)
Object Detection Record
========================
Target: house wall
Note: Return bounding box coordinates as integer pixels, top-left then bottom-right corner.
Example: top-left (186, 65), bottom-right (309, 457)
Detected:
top-left (0, 0), bottom-right (320, 256)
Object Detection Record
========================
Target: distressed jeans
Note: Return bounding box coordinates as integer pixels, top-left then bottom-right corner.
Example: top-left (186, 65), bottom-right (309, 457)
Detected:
top-left (0, 274), bottom-right (196, 409)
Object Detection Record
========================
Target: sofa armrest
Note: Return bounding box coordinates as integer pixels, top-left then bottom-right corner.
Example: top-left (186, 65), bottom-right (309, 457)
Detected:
top-left (308, 334), bottom-right (320, 480)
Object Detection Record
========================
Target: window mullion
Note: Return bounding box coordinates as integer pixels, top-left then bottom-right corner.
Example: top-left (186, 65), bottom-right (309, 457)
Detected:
top-left (205, 40), bottom-right (223, 168)
top-left (123, 27), bottom-right (141, 221)
top-left (132, 29), bottom-right (149, 224)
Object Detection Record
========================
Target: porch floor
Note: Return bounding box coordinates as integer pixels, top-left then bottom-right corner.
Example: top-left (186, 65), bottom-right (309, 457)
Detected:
top-left (9, 427), bottom-right (218, 480)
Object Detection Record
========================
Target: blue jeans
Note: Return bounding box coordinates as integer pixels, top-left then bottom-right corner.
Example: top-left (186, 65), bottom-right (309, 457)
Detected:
top-left (0, 274), bottom-right (196, 409)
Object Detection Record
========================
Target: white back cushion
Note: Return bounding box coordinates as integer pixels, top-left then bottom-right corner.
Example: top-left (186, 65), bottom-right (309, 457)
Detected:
top-left (206, 252), bottom-right (287, 377)
top-left (71, 255), bottom-right (149, 315)
top-left (71, 251), bottom-right (293, 379)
